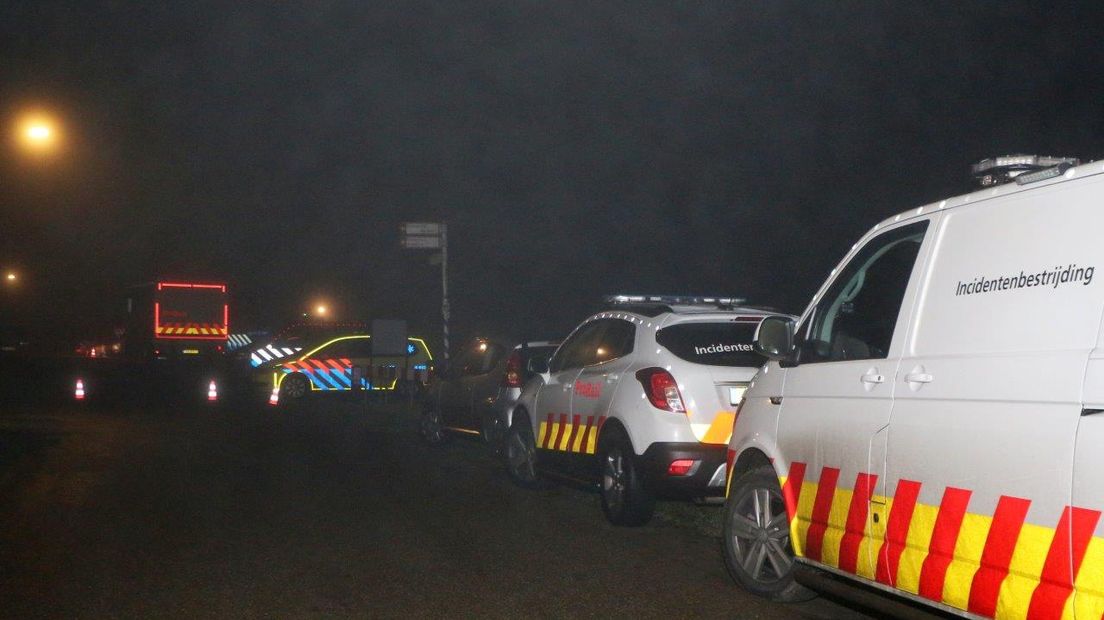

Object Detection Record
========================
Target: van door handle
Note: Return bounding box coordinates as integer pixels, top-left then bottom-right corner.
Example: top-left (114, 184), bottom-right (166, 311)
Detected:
top-left (860, 369), bottom-right (884, 392)
top-left (905, 365), bottom-right (933, 391)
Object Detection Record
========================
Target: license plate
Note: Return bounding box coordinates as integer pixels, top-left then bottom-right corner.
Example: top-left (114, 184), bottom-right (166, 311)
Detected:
top-left (183, 349), bottom-right (200, 355)
top-left (729, 386), bottom-right (747, 406)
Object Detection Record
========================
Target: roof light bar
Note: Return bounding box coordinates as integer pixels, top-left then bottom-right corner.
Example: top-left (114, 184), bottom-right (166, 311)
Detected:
top-left (970, 154), bottom-right (1080, 187)
top-left (605, 294), bottom-right (746, 306)
top-left (1014, 162), bottom-right (1076, 186)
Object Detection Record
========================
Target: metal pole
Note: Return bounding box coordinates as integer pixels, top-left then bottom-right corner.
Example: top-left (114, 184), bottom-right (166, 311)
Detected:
top-left (441, 222), bottom-right (449, 367)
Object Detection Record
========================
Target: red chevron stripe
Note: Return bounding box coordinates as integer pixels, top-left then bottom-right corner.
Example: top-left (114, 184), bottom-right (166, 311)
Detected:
top-left (1026, 505), bottom-right (1102, 620)
top-left (564, 415), bottom-right (582, 452)
top-left (968, 495), bottom-right (1031, 617)
top-left (875, 479), bottom-right (921, 587)
top-left (780, 461), bottom-right (806, 523)
top-left (580, 416), bottom-right (595, 451)
top-left (838, 472), bottom-right (878, 574)
top-left (541, 414), bottom-right (555, 449)
top-left (918, 487), bottom-right (972, 601)
top-left (804, 467), bottom-right (840, 562)
top-left (552, 414), bottom-right (569, 450)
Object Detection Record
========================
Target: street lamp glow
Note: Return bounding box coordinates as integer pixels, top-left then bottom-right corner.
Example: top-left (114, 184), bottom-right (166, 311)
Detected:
top-left (26, 124), bottom-right (51, 141)
top-left (315, 304), bottom-right (328, 317)
top-left (5, 272), bottom-right (16, 282)
top-left (16, 113), bottom-right (60, 152)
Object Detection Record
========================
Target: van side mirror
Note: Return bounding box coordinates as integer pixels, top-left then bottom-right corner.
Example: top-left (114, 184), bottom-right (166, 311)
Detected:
top-left (528, 357), bottom-right (549, 374)
top-left (755, 316), bottom-right (796, 362)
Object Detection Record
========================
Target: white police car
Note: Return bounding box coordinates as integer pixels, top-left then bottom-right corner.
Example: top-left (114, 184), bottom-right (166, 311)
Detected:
top-left (504, 295), bottom-right (789, 525)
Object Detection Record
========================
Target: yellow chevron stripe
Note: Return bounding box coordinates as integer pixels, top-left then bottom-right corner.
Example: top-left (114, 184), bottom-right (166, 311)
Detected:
top-left (995, 522), bottom-right (1055, 620)
top-left (942, 512), bottom-right (991, 609)
top-left (701, 411), bottom-right (736, 444)
top-left (1073, 537), bottom-right (1104, 619)
top-left (571, 424), bottom-right (587, 453)
top-left (537, 422), bottom-right (549, 447)
top-left (585, 425), bottom-right (599, 454)
top-left (557, 424), bottom-right (574, 451)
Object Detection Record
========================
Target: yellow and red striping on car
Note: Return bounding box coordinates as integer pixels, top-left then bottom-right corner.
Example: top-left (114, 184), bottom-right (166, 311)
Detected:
top-left (537, 413), bottom-right (606, 454)
top-left (778, 461), bottom-right (1104, 619)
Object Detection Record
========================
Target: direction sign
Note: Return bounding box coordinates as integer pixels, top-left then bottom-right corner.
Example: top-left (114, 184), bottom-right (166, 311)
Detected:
top-left (401, 222), bottom-right (441, 236)
top-left (401, 235), bottom-right (441, 249)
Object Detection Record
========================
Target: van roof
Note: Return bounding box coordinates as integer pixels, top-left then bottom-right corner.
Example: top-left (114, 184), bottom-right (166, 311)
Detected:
top-left (874, 159), bottom-right (1104, 235)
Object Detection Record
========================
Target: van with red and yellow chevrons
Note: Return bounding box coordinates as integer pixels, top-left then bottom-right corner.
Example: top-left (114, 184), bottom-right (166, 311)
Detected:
top-left (724, 156), bottom-right (1104, 618)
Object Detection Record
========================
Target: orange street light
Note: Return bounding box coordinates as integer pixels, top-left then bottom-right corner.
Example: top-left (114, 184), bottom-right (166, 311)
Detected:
top-left (16, 113), bottom-right (60, 153)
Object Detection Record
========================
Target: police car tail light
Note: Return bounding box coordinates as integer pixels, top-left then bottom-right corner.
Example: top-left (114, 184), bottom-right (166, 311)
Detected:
top-left (635, 368), bottom-right (686, 413)
top-left (503, 352), bottom-right (523, 388)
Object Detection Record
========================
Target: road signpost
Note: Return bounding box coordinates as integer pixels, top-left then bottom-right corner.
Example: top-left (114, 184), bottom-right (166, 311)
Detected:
top-left (401, 222), bottom-right (449, 366)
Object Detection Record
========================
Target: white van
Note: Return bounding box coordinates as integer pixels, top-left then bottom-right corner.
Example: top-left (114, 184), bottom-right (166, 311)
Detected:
top-left (723, 159), bottom-right (1104, 619)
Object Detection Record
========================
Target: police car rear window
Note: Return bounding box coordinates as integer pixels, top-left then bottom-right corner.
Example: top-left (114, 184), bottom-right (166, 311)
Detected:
top-left (656, 321), bottom-right (765, 367)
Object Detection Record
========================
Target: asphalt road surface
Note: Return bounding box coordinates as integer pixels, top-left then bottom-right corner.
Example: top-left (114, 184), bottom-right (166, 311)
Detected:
top-left (0, 392), bottom-right (875, 618)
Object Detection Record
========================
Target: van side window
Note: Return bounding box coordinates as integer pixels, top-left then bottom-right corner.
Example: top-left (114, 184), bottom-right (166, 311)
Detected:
top-left (799, 221), bottom-right (928, 363)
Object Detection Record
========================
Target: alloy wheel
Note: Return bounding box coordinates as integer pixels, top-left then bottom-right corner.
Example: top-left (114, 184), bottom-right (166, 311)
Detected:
top-left (506, 429), bottom-right (536, 481)
top-left (728, 485), bottom-right (792, 583)
top-left (601, 446), bottom-right (626, 515)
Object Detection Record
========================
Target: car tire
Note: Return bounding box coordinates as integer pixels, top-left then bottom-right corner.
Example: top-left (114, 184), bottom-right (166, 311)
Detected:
top-left (504, 410), bottom-right (547, 489)
top-left (598, 432), bottom-right (655, 526)
top-left (481, 412), bottom-right (505, 454)
top-left (722, 463), bottom-right (815, 602)
top-left (420, 403), bottom-right (449, 445)
top-left (279, 373), bottom-right (309, 400)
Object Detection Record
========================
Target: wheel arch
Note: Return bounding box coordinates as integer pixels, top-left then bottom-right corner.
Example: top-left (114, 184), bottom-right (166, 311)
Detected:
top-left (727, 440), bottom-right (790, 504)
top-left (596, 417), bottom-right (632, 451)
top-left (509, 404), bottom-right (531, 429)
top-left (733, 447), bottom-right (773, 478)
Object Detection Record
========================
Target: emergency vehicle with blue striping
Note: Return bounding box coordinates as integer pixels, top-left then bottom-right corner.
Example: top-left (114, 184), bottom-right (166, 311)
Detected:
top-left (258, 333), bottom-right (433, 404)
top-left (723, 155), bottom-right (1104, 618)
top-left (504, 296), bottom-right (788, 526)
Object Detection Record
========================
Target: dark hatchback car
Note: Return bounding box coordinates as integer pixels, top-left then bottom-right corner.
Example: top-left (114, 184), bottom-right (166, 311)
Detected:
top-left (421, 338), bottom-right (558, 449)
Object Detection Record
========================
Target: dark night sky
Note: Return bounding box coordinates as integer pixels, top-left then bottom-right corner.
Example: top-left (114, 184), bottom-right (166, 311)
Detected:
top-left (3, 2), bottom-right (1104, 352)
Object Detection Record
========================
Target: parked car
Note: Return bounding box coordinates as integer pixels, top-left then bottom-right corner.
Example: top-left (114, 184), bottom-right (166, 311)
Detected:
top-left (723, 156), bottom-right (1104, 619)
top-left (421, 338), bottom-right (558, 448)
top-left (504, 296), bottom-right (787, 526)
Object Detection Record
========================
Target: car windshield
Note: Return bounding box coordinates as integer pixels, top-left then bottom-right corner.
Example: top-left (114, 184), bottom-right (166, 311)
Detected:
top-left (656, 321), bottom-right (765, 367)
